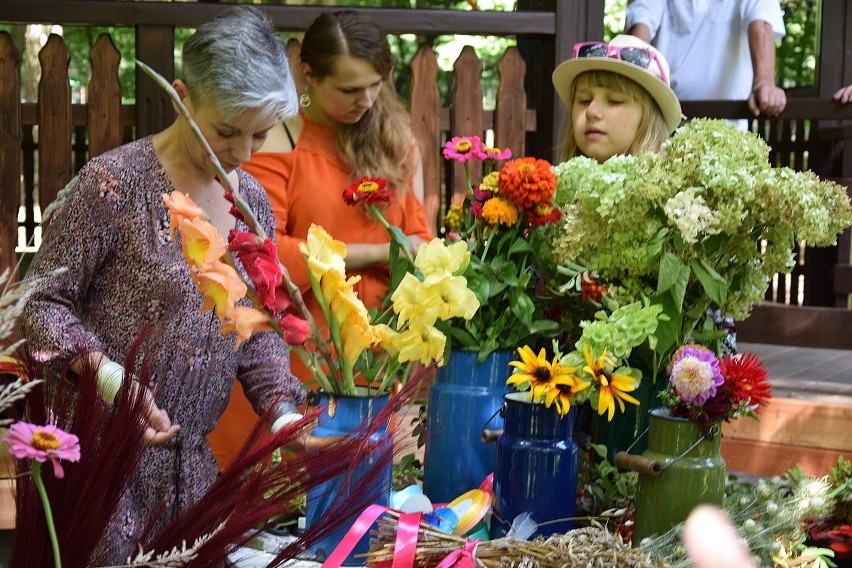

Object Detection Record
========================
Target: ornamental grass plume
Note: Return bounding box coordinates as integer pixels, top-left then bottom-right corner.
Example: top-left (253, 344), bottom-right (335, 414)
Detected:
top-left (548, 118), bottom-right (852, 380)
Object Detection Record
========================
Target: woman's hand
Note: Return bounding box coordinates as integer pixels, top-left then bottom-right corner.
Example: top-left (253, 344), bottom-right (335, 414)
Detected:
top-left (136, 384), bottom-right (181, 446)
top-left (834, 84), bottom-right (852, 104)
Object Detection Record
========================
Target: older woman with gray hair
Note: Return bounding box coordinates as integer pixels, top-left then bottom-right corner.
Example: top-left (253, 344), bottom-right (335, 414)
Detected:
top-left (19, 5), bottom-right (304, 562)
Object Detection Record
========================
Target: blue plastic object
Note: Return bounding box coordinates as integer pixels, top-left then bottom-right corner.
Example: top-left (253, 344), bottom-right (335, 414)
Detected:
top-left (490, 392), bottom-right (579, 539)
top-left (422, 350), bottom-right (512, 504)
top-left (305, 392), bottom-right (391, 565)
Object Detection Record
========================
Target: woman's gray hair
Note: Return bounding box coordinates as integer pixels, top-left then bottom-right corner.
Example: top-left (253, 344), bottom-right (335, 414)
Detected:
top-left (181, 5), bottom-right (297, 128)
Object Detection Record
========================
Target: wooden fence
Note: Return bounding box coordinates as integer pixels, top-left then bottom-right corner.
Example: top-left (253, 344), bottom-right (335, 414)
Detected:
top-left (4, 6), bottom-right (852, 346)
top-left (0, 30), bottom-right (535, 277)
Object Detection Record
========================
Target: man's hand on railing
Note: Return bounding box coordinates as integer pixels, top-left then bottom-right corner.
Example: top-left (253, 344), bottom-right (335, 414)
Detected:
top-left (749, 81), bottom-right (786, 117)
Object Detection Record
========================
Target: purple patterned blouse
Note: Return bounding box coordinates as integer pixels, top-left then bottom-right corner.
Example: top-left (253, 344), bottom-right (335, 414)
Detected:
top-left (20, 136), bottom-right (304, 562)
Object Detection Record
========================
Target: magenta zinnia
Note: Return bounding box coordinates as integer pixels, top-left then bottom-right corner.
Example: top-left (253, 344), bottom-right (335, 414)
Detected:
top-left (5, 422), bottom-right (81, 478)
top-left (342, 176), bottom-right (394, 205)
top-left (442, 135), bottom-right (484, 163)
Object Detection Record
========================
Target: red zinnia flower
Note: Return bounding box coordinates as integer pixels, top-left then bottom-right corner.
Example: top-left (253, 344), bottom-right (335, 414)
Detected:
top-left (498, 157), bottom-right (556, 210)
top-left (342, 176), bottom-right (393, 206)
top-left (720, 352), bottom-right (772, 412)
top-left (525, 202), bottom-right (562, 227)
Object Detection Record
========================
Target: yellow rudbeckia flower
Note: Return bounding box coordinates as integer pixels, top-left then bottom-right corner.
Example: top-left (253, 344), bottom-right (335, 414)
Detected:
top-left (581, 344), bottom-right (640, 421)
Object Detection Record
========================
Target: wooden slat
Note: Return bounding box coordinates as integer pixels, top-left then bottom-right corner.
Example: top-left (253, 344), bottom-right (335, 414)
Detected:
top-left (135, 25), bottom-right (175, 138)
top-left (738, 303), bottom-right (852, 350)
top-left (450, 46), bottom-right (483, 204)
top-left (88, 34), bottom-right (122, 158)
top-left (37, 33), bottom-right (72, 214)
top-left (737, 302), bottom-right (852, 349)
top-left (410, 45), bottom-right (441, 236)
top-left (722, 398), bottom-right (852, 453)
top-left (721, 437), bottom-right (847, 478)
top-left (494, 46), bottom-right (527, 158)
top-left (0, 32), bottom-right (21, 280)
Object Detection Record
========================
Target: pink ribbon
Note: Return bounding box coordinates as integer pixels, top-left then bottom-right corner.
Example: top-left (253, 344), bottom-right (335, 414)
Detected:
top-left (436, 538), bottom-right (482, 568)
top-left (321, 504), bottom-right (423, 568)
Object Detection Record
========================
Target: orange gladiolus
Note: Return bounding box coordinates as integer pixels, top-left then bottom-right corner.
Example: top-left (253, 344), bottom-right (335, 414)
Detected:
top-left (196, 261), bottom-right (248, 321)
top-left (163, 191), bottom-right (206, 235)
top-left (178, 217), bottom-right (227, 271)
top-left (221, 305), bottom-right (273, 349)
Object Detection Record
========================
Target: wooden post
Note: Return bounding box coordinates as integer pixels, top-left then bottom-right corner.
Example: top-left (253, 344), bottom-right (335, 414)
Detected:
top-left (88, 34), bottom-right (122, 158)
top-left (135, 25), bottom-right (175, 137)
top-left (410, 45), bottom-right (441, 235)
top-left (0, 32), bottom-right (21, 281)
top-left (494, 47), bottom-right (527, 158)
top-left (450, 46), bottom-right (484, 204)
top-left (37, 34), bottom-right (72, 218)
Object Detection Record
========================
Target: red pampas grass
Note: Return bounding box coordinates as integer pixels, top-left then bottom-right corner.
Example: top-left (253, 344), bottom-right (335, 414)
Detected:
top-left (10, 339), bottom-right (153, 568)
top-left (142, 365), bottom-right (435, 567)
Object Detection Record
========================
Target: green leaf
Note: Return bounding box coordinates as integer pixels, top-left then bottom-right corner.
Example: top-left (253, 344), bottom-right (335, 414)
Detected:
top-left (690, 258), bottom-right (728, 306)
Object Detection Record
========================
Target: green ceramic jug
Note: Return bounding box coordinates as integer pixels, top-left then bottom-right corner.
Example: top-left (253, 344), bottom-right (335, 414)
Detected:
top-left (630, 408), bottom-right (726, 542)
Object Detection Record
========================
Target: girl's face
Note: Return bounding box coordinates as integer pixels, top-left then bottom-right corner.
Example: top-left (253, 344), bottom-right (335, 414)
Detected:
top-left (571, 82), bottom-right (643, 163)
top-left (306, 54), bottom-right (384, 127)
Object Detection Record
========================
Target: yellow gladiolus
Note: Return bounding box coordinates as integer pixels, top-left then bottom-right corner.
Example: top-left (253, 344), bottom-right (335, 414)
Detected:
top-left (390, 273), bottom-right (442, 329)
top-left (299, 224), bottom-right (347, 281)
top-left (395, 323), bottom-right (446, 365)
top-left (414, 238), bottom-right (470, 277)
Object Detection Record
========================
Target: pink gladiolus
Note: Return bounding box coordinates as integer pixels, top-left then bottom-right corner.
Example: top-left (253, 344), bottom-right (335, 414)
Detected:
top-left (5, 422), bottom-right (81, 479)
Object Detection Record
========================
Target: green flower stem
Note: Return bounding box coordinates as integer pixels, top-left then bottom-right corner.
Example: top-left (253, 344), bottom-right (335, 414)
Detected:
top-left (135, 59), bottom-right (338, 377)
top-left (32, 461), bottom-right (61, 568)
top-left (366, 204), bottom-right (415, 269)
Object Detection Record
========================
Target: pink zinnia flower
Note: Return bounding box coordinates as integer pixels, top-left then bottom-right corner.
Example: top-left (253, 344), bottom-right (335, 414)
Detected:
top-left (5, 422), bottom-right (81, 479)
top-left (669, 345), bottom-right (724, 405)
top-left (442, 136), bottom-right (484, 163)
top-left (480, 145), bottom-right (512, 161)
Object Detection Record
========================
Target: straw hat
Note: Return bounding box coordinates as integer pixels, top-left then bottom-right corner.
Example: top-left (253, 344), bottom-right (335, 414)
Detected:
top-left (552, 34), bottom-right (682, 133)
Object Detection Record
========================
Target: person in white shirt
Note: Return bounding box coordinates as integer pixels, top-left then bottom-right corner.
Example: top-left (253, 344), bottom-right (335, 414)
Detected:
top-left (626, 0), bottom-right (786, 118)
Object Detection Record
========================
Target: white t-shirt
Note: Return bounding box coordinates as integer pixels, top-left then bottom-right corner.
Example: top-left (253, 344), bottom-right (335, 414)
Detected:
top-left (626, 0), bottom-right (785, 101)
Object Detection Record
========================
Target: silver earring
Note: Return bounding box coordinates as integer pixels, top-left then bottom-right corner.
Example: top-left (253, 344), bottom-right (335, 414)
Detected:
top-left (299, 92), bottom-right (311, 108)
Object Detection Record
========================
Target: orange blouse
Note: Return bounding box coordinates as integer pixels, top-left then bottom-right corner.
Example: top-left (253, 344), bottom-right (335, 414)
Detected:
top-left (208, 115), bottom-right (432, 469)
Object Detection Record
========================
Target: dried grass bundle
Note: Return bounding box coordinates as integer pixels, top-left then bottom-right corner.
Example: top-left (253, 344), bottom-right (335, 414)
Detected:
top-left (366, 513), bottom-right (658, 568)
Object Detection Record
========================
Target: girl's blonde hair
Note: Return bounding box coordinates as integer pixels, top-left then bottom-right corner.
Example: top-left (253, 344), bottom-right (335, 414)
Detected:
top-left (300, 10), bottom-right (413, 192)
top-left (559, 70), bottom-right (669, 163)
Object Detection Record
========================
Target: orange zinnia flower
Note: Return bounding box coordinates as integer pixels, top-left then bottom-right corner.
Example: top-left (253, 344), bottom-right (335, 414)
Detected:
top-left (498, 157), bottom-right (556, 210)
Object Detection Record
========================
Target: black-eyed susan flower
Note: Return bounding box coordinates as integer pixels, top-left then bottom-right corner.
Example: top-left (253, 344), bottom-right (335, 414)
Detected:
top-left (581, 344), bottom-right (640, 421)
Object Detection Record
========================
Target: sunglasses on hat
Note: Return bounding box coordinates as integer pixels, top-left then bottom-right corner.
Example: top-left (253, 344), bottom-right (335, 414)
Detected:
top-left (572, 41), bottom-right (669, 86)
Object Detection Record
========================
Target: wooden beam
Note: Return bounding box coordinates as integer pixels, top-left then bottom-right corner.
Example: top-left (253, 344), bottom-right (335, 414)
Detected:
top-left (0, 1), bottom-right (556, 36)
top-left (738, 303), bottom-right (852, 350)
top-left (721, 437), bottom-right (847, 478)
top-left (722, 398), bottom-right (852, 453)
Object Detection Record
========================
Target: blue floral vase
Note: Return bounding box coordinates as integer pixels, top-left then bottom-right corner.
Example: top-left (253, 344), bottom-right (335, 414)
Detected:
top-left (305, 391), bottom-right (391, 565)
top-left (422, 349), bottom-right (512, 504)
top-left (490, 392), bottom-right (579, 539)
